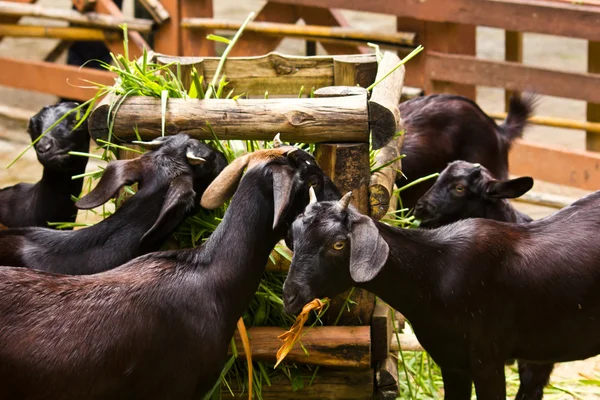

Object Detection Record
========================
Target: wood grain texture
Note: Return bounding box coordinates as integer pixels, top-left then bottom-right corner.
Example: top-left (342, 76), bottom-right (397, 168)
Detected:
top-left (88, 95), bottom-right (369, 143)
top-left (153, 52), bottom-right (349, 96)
top-left (333, 54), bottom-right (378, 88)
top-left (369, 137), bottom-right (403, 220)
top-left (370, 301), bottom-right (393, 365)
top-left (223, 367), bottom-right (374, 399)
top-left (230, 326), bottom-right (371, 368)
top-left (427, 52), bottom-right (600, 103)
top-left (376, 355), bottom-right (399, 400)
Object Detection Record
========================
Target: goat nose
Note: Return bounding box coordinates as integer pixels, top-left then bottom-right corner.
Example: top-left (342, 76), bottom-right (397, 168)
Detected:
top-left (415, 200), bottom-right (436, 215)
top-left (36, 137), bottom-right (53, 153)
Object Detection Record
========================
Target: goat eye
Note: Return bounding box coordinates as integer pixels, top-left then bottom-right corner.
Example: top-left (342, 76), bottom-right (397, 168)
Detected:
top-left (455, 185), bottom-right (465, 193)
top-left (332, 241), bottom-right (345, 251)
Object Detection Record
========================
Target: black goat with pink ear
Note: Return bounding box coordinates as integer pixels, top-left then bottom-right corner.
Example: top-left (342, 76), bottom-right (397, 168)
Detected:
top-left (284, 189), bottom-right (600, 400)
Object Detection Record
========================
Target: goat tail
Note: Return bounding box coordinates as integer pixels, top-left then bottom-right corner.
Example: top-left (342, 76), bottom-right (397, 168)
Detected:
top-left (500, 92), bottom-right (537, 145)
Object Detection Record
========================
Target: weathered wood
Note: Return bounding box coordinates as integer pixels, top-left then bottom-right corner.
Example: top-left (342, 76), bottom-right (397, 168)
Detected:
top-left (223, 367), bottom-right (374, 399)
top-left (182, 18), bottom-right (415, 48)
top-left (370, 301), bottom-right (393, 365)
top-left (315, 143), bottom-right (375, 326)
top-left (509, 139), bottom-right (600, 191)
top-left (0, 57), bottom-right (115, 101)
top-left (274, 0), bottom-right (600, 42)
top-left (369, 138), bottom-right (403, 220)
top-left (153, 52), bottom-right (359, 96)
top-left (368, 51), bottom-right (405, 149)
top-left (390, 334), bottom-right (425, 352)
top-left (137, 0), bottom-right (169, 24)
top-left (266, 244), bottom-right (292, 273)
top-left (376, 355), bottom-right (399, 400)
top-left (313, 85), bottom-right (366, 97)
top-left (512, 191), bottom-right (574, 210)
top-left (230, 326), bottom-right (371, 368)
top-left (0, 1), bottom-right (153, 32)
top-left (180, 0), bottom-right (214, 57)
top-left (0, 24), bottom-right (120, 41)
top-left (504, 30), bottom-right (522, 111)
top-left (587, 41), bottom-right (600, 151)
top-left (488, 112), bottom-right (600, 134)
top-left (89, 94), bottom-right (369, 143)
top-left (427, 52), bottom-right (600, 104)
top-left (333, 54), bottom-right (378, 88)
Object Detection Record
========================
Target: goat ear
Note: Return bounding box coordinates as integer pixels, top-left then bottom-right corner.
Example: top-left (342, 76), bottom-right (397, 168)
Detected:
top-left (485, 176), bottom-right (533, 199)
top-left (140, 174), bottom-right (196, 249)
top-left (75, 159), bottom-right (142, 209)
top-left (272, 164), bottom-right (296, 230)
top-left (200, 154), bottom-right (250, 209)
top-left (349, 216), bottom-right (389, 283)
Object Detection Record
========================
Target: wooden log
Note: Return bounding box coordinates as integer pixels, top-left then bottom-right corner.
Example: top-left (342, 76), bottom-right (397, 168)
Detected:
top-left (488, 111), bottom-right (600, 134)
top-left (376, 355), bottom-right (399, 400)
top-left (230, 326), bottom-right (371, 369)
top-left (509, 139), bottom-right (600, 191)
top-left (0, 1), bottom-right (153, 32)
top-left (370, 301), bottom-right (393, 365)
top-left (88, 94), bottom-right (370, 143)
top-left (333, 54), bottom-right (378, 88)
top-left (181, 18), bottom-right (416, 48)
top-left (390, 333), bottom-right (425, 352)
top-left (266, 244), bottom-right (292, 273)
top-left (0, 24), bottom-right (120, 41)
top-left (223, 367), bottom-right (374, 399)
top-left (153, 52), bottom-right (360, 96)
top-left (369, 137), bottom-right (403, 220)
top-left (137, 0), bottom-right (169, 24)
top-left (0, 57), bottom-right (115, 101)
top-left (512, 191), bottom-right (574, 210)
top-left (427, 52), bottom-right (600, 104)
top-left (369, 51), bottom-right (405, 149)
top-left (315, 143), bottom-right (375, 326)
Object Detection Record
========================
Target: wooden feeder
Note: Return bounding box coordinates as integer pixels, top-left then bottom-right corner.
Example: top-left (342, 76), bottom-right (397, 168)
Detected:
top-left (89, 50), bottom-right (407, 399)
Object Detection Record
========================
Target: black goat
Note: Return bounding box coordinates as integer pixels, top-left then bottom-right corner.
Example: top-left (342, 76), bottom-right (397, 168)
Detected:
top-left (284, 190), bottom-right (600, 400)
top-left (397, 94), bottom-right (534, 209)
top-left (0, 102), bottom-right (90, 228)
top-left (0, 143), bottom-right (340, 399)
top-left (0, 134), bottom-right (227, 275)
top-left (414, 161), bottom-right (533, 228)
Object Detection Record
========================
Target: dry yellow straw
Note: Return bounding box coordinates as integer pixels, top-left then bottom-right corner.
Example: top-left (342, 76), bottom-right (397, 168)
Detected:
top-left (236, 317), bottom-right (252, 400)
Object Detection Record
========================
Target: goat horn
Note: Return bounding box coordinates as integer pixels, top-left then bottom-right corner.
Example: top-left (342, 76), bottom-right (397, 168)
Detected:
top-left (186, 151), bottom-right (206, 165)
top-left (309, 186), bottom-right (317, 204)
top-left (132, 139), bottom-right (164, 151)
top-left (273, 133), bottom-right (283, 148)
top-left (338, 191), bottom-right (353, 210)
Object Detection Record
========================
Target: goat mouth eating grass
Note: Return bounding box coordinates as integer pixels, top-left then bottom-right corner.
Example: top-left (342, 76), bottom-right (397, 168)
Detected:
top-left (284, 187), bottom-right (600, 400)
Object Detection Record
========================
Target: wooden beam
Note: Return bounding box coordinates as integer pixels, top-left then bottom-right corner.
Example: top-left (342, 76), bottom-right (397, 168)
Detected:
top-left (230, 326), bottom-right (371, 368)
top-left (0, 0), bottom-right (35, 42)
top-left (509, 139), bottom-right (600, 191)
top-left (95, 0), bottom-right (148, 58)
top-left (0, 57), bottom-right (114, 101)
top-left (180, 0), bottom-right (214, 56)
top-left (587, 41), bottom-right (600, 151)
top-left (274, 0), bottom-right (600, 42)
top-left (505, 30), bottom-right (523, 110)
top-left (0, 1), bottom-right (153, 32)
top-left (0, 24), bottom-right (120, 41)
top-left (427, 52), bottom-right (600, 103)
top-left (137, 0), bottom-right (169, 24)
top-left (89, 93), bottom-right (370, 143)
top-left (488, 111), bottom-right (600, 134)
top-left (152, 0), bottom-right (178, 55)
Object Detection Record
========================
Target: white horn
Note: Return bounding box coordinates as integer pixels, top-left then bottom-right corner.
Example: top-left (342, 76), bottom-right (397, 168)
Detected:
top-left (186, 151), bottom-right (206, 165)
top-left (338, 191), bottom-right (352, 210)
top-left (273, 133), bottom-right (283, 148)
top-left (309, 186), bottom-right (317, 204)
top-left (132, 139), bottom-right (164, 151)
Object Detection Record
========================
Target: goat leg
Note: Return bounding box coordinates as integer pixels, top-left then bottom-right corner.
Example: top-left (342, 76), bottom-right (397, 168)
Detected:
top-left (515, 361), bottom-right (554, 400)
top-left (441, 368), bottom-right (472, 400)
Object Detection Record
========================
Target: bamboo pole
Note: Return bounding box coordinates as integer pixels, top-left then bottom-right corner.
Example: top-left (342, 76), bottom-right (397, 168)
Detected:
top-left (488, 112), bottom-right (600, 134)
top-left (181, 18), bottom-right (416, 48)
top-left (0, 1), bottom-right (153, 33)
top-left (0, 24), bottom-right (119, 41)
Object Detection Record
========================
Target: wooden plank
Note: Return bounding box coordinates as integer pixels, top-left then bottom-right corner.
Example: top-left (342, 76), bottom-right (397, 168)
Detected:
top-left (505, 30), bottom-right (523, 110)
top-left (376, 355), bottom-right (399, 400)
top-left (152, 0), bottom-right (178, 55)
top-left (587, 41), bottom-right (600, 151)
top-left (370, 301), bottom-right (393, 365)
top-left (396, 17), bottom-right (425, 89)
top-left (230, 1), bottom-right (299, 57)
top-left (223, 368), bottom-right (374, 399)
top-left (230, 326), bottom-right (371, 368)
top-left (88, 94), bottom-right (370, 143)
top-left (154, 52), bottom-right (354, 96)
top-left (0, 0), bottom-right (35, 42)
top-left (137, 0), bottom-right (169, 24)
top-left (0, 1), bottom-right (153, 32)
top-left (513, 191), bottom-right (574, 209)
top-left (274, 0), bottom-right (600, 42)
top-left (0, 24), bottom-right (120, 41)
top-left (0, 56), bottom-right (114, 101)
top-left (426, 52), bottom-right (600, 104)
top-left (180, 0), bottom-right (214, 56)
top-left (95, 0), bottom-right (148, 58)
top-left (509, 139), bottom-right (600, 191)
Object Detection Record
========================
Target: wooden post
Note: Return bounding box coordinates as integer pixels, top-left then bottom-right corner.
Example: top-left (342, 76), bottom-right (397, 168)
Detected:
top-left (180, 0), bottom-right (214, 56)
top-left (587, 41), bottom-right (600, 151)
top-left (153, 0), bottom-right (179, 55)
top-left (505, 31), bottom-right (523, 110)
